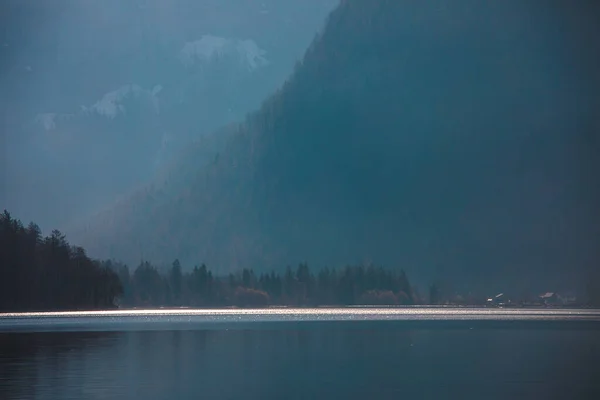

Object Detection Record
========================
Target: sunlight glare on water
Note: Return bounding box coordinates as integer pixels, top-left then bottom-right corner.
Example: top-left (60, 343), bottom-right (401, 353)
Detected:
top-left (1, 308), bottom-right (600, 333)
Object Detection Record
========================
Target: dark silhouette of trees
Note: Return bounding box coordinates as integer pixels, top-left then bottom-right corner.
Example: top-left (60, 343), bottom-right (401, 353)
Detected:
top-left (3, 210), bottom-right (593, 310)
top-left (0, 210), bottom-right (421, 310)
top-left (7, 210), bottom-right (594, 310)
top-left (132, 261), bottom-right (166, 307)
top-left (170, 259), bottom-right (183, 305)
top-left (101, 260), bottom-right (133, 306)
top-left (96, 259), bottom-right (418, 308)
top-left (187, 264), bottom-right (215, 306)
top-left (0, 210), bottom-right (122, 311)
top-left (9, 209), bottom-right (544, 310)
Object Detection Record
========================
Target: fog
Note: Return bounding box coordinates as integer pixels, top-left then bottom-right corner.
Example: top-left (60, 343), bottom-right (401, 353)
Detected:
top-left (1, 1), bottom-right (599, 293)
top-left (1, 0), bottom-right (337, 230)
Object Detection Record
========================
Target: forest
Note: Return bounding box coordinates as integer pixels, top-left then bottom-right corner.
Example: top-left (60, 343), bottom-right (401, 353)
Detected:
top-left (0, 210), bottom-right (418, 311)
top-left (0, 210), bottom-right (122, 311)
top-left (103, 259), bottom-right (418, 308)
top-left (1, 210), bottom-right (598, 311)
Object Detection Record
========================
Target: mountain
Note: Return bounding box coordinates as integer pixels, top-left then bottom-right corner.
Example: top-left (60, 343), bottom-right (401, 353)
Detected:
top-left (1, 0), bottom-right (337, 229)
top-left (75, 0), bottom-right (599, 291)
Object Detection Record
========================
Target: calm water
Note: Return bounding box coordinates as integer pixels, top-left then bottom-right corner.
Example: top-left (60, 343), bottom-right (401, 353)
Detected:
top-left (1, 308), bottom-right (599, 399)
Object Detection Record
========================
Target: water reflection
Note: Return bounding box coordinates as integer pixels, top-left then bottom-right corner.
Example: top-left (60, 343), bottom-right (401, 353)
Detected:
top-left (1, 325), bottom-right (599, 399)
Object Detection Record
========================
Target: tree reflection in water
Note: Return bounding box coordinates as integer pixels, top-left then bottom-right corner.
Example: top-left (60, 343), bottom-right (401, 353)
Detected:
top-left (1, 324), bottom-right (599, 399)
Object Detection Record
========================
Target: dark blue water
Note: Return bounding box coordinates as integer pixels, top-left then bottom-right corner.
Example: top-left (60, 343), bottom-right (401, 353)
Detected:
top-left (1, 309), bottom-right (599, 399)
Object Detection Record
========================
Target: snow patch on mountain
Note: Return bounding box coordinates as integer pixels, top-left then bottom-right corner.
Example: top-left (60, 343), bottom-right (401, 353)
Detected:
top-left (179, 35), bottom-right (269, 71)
top-left (235, 40), bottom-right (270, 70)
top-left (34, 113), bottom-right (58, 130)
top-left (34, 113), bottom-right (76, 131)
top-left (34, 83), bottom-right (161, 130)
top-left (81, 84), bottom-right (162, 119)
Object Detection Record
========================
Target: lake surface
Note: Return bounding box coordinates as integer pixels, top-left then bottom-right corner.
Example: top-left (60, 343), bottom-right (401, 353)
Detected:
top-left (1, 308), bottom-right (599, 399)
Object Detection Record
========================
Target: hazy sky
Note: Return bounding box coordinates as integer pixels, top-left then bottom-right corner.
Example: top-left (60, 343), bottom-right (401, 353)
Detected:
top-left (0, 0), bottom-right (337, 230)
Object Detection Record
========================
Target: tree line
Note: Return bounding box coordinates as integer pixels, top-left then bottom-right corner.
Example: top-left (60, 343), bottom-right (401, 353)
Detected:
top-left (2, 210), bottom-right (598, 311)
top-left (0, 211), bottom-right (122, 311)
top-left (0, 210), bottom-right (419, 311)
top-left (104, 258), bottom-right (418, 308)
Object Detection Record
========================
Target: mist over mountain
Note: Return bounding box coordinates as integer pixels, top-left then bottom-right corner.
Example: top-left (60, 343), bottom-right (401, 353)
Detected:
top-left (1, 0), bottom-right (337, 229)
top-left (22, 0), bottom-right (600, 292)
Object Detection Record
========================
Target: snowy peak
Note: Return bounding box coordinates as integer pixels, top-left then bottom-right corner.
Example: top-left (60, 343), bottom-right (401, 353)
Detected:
top-left (179, 35), bottom-right (269, 71)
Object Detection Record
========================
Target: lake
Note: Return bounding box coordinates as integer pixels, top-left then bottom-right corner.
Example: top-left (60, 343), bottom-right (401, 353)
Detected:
top-left (1, 308), bottom-right (599, 399)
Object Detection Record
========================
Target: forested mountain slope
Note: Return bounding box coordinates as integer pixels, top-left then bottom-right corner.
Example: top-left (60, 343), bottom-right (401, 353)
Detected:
top-left (1, 0), bottom-right (336, 229)
top-left (76, 0), bottom-right (600, 291)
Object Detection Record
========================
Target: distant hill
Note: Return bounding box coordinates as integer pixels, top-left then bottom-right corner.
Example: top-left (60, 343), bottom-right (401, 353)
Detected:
top-left (1, 0), bottom-right (336, 229)
top-left (74, 0), bottom-right (600, 291)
